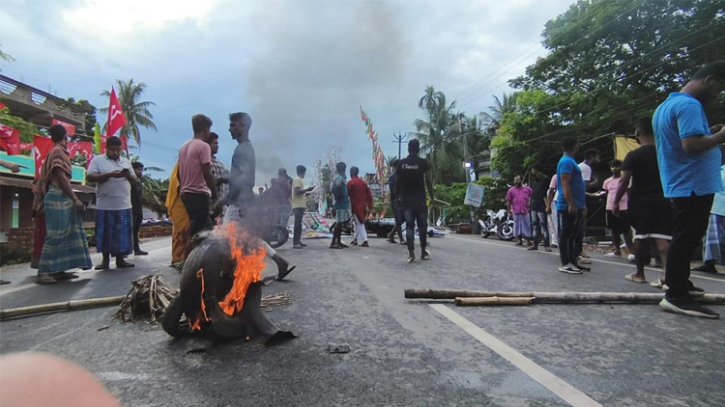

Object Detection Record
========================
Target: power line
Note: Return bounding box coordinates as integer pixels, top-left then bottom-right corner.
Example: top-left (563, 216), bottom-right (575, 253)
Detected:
top-left (457, 0), bottom-right (647, 106)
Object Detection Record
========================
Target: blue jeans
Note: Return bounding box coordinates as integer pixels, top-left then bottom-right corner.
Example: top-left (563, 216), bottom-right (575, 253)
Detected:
top-left (404, 203), bottom-right (428, 252)
top-left (531, 211), bottom-right (549, 248)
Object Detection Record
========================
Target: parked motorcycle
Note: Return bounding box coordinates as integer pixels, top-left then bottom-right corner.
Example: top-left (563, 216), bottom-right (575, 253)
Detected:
top-left (478, 209), bottom-right (515, 241)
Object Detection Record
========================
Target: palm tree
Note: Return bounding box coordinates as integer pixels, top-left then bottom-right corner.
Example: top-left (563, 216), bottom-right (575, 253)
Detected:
top-left (99, 79), bottom-right (157, 145)
top-left (479, 92), bottom-right (519, 135)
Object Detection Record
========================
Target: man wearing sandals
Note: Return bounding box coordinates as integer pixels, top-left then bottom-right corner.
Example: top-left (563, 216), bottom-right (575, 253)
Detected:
top-left (330, 162), bottom-right (350, 249)
top-left (32, 125), bottom-right (93, 284)
top-left (653, 61), bottom-right (725, 319)
top-left (395, 139), bottom-right (434, 263)
top-left (87, 136), bottom-right (137, 270)
top-left (614, 118), bottom-right (671, 287)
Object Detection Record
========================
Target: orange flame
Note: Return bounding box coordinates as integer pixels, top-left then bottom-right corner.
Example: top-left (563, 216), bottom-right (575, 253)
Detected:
top-left (218, 223), bottom-right (267, 316)
top-left (190, 268), bottom-right (211, 331)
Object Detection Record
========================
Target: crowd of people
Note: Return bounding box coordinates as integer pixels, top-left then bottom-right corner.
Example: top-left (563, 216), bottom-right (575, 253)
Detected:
top-left (23, 62), bottom-right (724, 320)
top-left (502, 61), bottom-right (725, 319)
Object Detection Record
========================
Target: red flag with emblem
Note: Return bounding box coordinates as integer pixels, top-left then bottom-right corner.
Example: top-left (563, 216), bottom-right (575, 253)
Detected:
top-left (0, 124), bottom-right (21, 155)
top-left (106, 87), bottom-right (129, 156)
top-left (52, 119), bottom-right (76, 137)
top-left (33, 135), bottom-right (55, 179)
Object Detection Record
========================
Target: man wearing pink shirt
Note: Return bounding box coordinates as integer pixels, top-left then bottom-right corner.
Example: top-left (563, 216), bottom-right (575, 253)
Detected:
top-left (506, 175), bottom-right (533, 246)
top-left (602, 159), bottom-right (633, 258)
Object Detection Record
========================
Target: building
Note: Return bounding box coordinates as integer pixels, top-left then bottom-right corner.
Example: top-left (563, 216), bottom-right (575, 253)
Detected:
top-left (0, 75), bottom-right (92, 253)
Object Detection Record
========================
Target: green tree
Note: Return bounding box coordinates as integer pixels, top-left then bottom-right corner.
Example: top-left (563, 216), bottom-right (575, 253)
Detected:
top-left (99, 79), bottom-right (157, 145)
top-left (0, 44), bottom-right (14, 72)
top-left (479, 92), bottom-right (519, 135)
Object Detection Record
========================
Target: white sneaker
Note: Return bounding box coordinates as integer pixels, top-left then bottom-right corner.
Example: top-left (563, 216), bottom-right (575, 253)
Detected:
top-left (558, 264), bottom-right (583, 274)
top-left (628, 254), bottom-right (636, 262)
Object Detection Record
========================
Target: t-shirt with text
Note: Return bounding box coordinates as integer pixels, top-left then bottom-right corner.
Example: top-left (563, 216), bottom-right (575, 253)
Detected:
top-left (395, 155), bottom-right (430, 207)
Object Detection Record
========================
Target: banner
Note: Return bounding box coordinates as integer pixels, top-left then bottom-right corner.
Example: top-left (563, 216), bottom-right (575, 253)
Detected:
top-left (68, 141), bottom-right (94, 163)
top-left (52, 119), bottom-right (76, 137)
top-left (0, 123), bottom-right (21, 155)
top-left (463, 183), bottom-right (485, 208)
top-left (33, 135), bottom-right (54, 179)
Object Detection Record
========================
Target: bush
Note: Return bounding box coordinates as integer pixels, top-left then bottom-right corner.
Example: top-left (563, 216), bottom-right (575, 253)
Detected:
top-left (0, 246), bottom-right (31, 267)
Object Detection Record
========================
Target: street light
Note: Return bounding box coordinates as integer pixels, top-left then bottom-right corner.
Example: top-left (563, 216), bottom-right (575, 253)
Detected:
top-left (463, 161), bottom-right (473, 169)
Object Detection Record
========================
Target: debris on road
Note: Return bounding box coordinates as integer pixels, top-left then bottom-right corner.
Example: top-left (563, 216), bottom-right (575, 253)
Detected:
top-left (260, 293), bottom-right (292, 309)
top-left (0, 296), bottom-right (125, 321)
top-left (328, 344), bottom-right (350, 354)
top-left (186, 348), bottom-right (207, 355)
top-left (116, 275), bottom-right (179, 323)
top-left (97, 325), bottom-right (111, 331)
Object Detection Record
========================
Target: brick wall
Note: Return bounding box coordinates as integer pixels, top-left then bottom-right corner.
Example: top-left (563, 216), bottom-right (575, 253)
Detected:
top-left (3, 227), bottom-right (34, 253)
top-left (139, 225), bottom-right (173, 239)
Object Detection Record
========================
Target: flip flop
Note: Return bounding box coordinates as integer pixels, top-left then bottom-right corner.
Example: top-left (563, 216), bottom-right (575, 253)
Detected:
top-left (624, 273), bottom-right (647, 283)
top-left (116, 261), bottom-right (135, 269)
top-left (650, 278), bottom-right (664, 288)
top-left (329, 245), bottom-right (343, 249)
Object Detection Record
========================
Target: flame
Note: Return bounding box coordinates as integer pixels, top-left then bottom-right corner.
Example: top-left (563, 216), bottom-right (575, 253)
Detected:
top-left (190, 268), bottom-right (210, 331)
top-left (218, 223), bottom-right (267, 316)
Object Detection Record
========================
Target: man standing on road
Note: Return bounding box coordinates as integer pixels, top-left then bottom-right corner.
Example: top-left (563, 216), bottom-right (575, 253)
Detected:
top-left (330, 162), bottom-right (350, 249)
top-left (602, 160), bottom-right (633, 259)
top-left (693, 150), bottom-right (725, 274)
top-left (292, 165), bottom-right (314, 249)
top-left (224, 112), bottom-right (295, 281)
top-left (556, 137), bottom-right (587, 274)
top-left (272, 168), bottom-right (293, 227)
top-left (131, 162), bottom-right (148, 256)
top-left (545, 175), bottom-right (559, 248)
top-left (208, 132), bottom-right (229, 225)
top-left (179, 114), bottom-right (217, 257)
top-left (529, 165), bottom-right (551, 252)
top-left (347, 166), bottom-right (373, 247)
top-left (614, 118), bottom-right (672, 285)
top-left (395, 139), bottom-right (434, 263)
top-left (32, 124), bottom-right (92, 284)
top-left (387, 159), bottom-right (406, 245)
top-left (579, 149), bottom-right (601, 191)
top-left (653, 61), bottom-right (725, 319)
top-left (87, 136), bottom-right (136, 270)
top-left (506, 175), bottom-right (533, 246)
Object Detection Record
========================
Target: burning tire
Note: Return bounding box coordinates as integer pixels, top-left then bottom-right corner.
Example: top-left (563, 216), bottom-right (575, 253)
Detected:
top-left (161, 230), bottom-right (295, 344)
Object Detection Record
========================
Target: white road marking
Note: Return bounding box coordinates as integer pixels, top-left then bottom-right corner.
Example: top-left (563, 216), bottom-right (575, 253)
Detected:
top-left (0, 244), bottom-right (171, 298)
top-left (430, 304), bottom-right (604, 407)
top-left (458, 236), bottom-right (725, 284)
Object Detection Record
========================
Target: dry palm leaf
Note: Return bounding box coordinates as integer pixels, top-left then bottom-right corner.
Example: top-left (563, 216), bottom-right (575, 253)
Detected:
top-left (116, 275), bottom-right (179, 323)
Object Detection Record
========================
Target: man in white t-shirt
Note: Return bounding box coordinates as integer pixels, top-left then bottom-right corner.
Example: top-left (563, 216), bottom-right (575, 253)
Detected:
top-left (87, 136), bottom-right (136, 270)
top-left (578, 149), bottom-right (601, 190)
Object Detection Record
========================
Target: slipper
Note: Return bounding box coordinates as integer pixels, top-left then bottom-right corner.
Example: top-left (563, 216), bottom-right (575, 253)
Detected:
top-left (339, 243), bottom-right (349, 248)
top-left (54, 272), bottom-right (80, 281)
top-left (650, 278), bottom-right (664, 288)
top-left (0, 279), bottom-right (10, 285)
top-left (329, 245), bottom-right (343, 249)
top-left (624, 273), bottom-right (647, 283)
top-left (116, 261), bottom-right (135, 269)
top-left (34, 274), bottom-right (57, 285)
top-left (276, 265), bottom-right (297, 281)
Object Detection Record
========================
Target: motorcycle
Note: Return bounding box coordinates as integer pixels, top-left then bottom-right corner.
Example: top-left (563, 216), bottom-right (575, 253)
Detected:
top-left (263, 224), bottom-right (289, 249)
top-left (478, 209), bottom-right (515, 241)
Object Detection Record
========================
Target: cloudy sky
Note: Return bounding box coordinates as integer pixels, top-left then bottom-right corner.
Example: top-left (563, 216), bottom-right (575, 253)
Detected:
top-left (1, 0), bottom-right (574, 184)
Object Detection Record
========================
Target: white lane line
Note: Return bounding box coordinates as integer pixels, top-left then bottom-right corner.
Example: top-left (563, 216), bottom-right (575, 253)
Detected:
top-left (0, 245), bottom-right (172, 298)
top-left (430, 304), bottom-right (604, 407)
top-left (455, 236), bottom-right (725, 284)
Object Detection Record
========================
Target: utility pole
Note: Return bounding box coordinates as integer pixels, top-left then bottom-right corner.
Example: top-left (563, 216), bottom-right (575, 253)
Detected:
top-left (461, 116), bottom-right (475, 224)
top-left (392, 132), bottom-right (407, 160)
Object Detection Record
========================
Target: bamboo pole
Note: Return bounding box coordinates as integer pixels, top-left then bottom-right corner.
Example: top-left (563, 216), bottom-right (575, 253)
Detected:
top-left (405, 289), bottom-right (725, 305)
top-left (455, 297), bottom-right (534, 306)
top-left (0, 296), bottom-right (125, 321)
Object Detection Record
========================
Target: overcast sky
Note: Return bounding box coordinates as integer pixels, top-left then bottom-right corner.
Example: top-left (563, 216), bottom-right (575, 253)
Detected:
top-left (1, 0), bottom-right (574, 184)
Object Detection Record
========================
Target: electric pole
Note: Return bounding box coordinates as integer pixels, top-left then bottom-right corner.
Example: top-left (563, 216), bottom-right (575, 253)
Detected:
top-left (393, 132), bottom-right (407, 160)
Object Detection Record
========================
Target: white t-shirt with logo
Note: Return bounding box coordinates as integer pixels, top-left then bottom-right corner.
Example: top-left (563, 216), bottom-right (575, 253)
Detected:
top-left (88, 154), bottom-right (135, 210)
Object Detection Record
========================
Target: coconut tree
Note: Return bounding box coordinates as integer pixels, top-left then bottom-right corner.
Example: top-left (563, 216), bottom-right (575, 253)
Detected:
top-left (99, 79), bottom-right (157, 145)
top-left (479, 92), bottom-right (519, 135)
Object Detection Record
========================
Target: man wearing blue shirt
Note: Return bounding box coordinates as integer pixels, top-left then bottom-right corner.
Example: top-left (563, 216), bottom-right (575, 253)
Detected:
top-left (654, 61), bottom-right (725, 319)
top-left (556, 137), bottom-right (587, 274)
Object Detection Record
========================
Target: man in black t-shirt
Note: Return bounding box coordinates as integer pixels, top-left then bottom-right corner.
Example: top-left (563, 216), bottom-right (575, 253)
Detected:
top-left (529, 164), bottom-right (551, 252)
top-left (394, 139), bottom-right (434, 263)
top-left (614, 118), bottom-right (672, 285)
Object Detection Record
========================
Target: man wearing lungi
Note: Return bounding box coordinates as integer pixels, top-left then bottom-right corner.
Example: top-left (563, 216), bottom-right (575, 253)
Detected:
top-left (506, 175), bottom-right (533, 246)
top-left (692, 150), bottom-right (725, 274)
top-left (87, 136), bottom-right (136, 270)
top-left (32, 125), bottom-right (92, 284)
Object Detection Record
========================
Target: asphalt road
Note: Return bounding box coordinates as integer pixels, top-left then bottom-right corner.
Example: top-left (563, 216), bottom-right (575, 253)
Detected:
top-left (1, 233), bottom-right (724, 407)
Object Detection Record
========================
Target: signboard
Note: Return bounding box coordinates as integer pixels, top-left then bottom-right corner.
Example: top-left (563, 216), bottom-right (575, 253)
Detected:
top-left (463, 183), bottom-right (485, 208)
top-left (0, 151), bottom-right (86, 183)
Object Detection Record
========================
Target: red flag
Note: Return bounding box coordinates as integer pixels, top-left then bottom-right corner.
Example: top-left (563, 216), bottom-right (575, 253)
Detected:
top-left (52, 119), bottom-right (76, 137)
top-left (20, 143), bottom-right (34, 153)
top-left (0, 124), bottom-right (21, 155)
top-left (33, 135), bottom-right (54, 179)
top-left (68, 141), bottom-right (93, 161)
top-left (106, 87), bottom-right (127, 139)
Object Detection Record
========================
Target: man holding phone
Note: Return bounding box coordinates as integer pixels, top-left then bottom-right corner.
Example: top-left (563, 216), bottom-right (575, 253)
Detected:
top-left (87, 136), bottom-right (136, 270)
top-left (292, 165), bottom-right (314, 249)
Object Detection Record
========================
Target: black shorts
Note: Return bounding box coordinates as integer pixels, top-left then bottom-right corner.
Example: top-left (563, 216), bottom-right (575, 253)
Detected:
top-left (628, 195), bottom-right (673, 240)
top-left (606, 210), bottom-right (630, 234)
